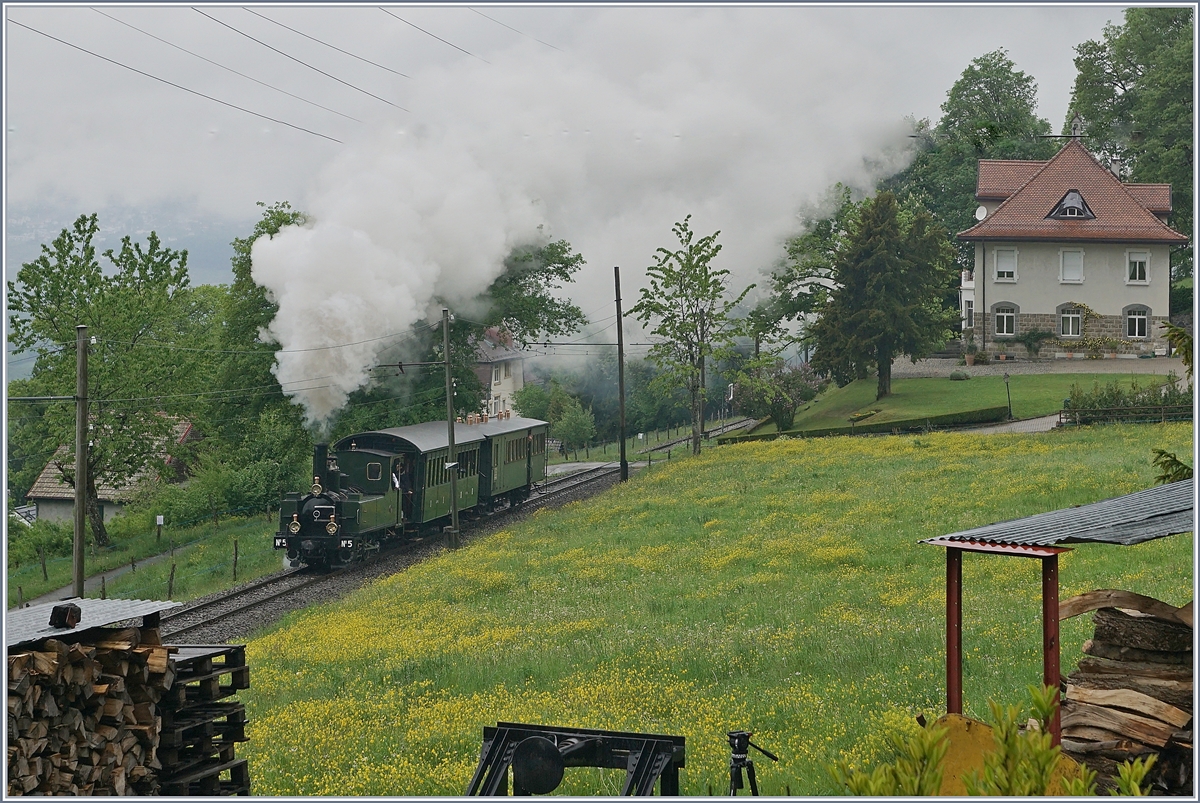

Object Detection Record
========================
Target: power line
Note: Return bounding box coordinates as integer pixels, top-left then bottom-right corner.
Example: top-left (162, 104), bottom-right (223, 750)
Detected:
top-left (193, 8), bottom-right (408, 112)
top-left (91, 8), bottom-right (362, 123)
top-left (468, 7), bottom-right (561, 52)
top-left (7, 18), bottom-right (343, 144)
top-left (243, 8), bottom-right (411, 79)
top-left (379, 8), bottom-right (489, 64)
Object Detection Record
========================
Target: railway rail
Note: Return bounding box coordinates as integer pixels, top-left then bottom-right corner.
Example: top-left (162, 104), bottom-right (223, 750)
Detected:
top-left (159, 462), bottom-right (623, 643)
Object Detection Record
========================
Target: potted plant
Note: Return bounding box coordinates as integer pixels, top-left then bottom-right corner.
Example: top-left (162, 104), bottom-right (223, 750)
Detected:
top-left (962, 328), bottom-right (977, 366)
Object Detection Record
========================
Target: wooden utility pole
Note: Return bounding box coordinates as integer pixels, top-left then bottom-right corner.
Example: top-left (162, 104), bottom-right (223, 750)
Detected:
top-left (73, 325), bottom-right (88, 598)
top-left (443, 309), bottom-right (461, 548)
top-left (614, 267), bottom-right (629, 482)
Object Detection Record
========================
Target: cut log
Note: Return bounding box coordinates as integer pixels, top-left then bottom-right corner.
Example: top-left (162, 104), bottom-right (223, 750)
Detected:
top-left (1061, 701), bottom-right (1177, 747)
top-left (1066, 685), bottom-right (1192, 728)
top-left (1075, 655), bottom-right (1193, 681)
top-left (1093, 607), bottom-right (1193, 653)
top-left (1062, 590), bottom-right (1191, 624)
top-left (1082, 638), bottom-right (1192, 665)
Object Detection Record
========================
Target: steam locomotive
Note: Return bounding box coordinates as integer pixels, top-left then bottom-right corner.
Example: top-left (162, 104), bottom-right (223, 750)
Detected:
top-left (274, 414), bottom-right (549, 568)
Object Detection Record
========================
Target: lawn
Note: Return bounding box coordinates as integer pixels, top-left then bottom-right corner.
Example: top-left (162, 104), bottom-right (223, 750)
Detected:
top-left (7, 516), bottom-right (279, 607)
top-left (751, 372), bottom-right (1178, 435)
top-left (238, 423), bottom-right (1193, 796)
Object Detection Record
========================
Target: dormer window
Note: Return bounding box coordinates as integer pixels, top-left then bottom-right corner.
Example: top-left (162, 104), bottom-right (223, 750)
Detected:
top-left (1047, 190), bottom-right (1095, 220)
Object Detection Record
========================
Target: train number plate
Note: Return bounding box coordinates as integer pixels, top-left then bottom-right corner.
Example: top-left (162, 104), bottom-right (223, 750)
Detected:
top-left (273, 537), bottom-right (287, 549)
top-left (339, 539), bottom-right (354, 549)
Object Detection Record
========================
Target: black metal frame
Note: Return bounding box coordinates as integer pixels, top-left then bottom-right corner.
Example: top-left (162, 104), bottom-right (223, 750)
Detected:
top-left (466, 722), bottom-right (685, 796)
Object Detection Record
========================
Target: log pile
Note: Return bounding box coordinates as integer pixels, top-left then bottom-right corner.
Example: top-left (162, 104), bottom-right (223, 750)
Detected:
top-left (6, 622), bottom-right (249, 796)
top-left (1060, 592), bottom-right (1193, 795)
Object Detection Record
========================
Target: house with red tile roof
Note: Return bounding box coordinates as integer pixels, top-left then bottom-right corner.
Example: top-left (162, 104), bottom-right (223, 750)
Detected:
top-left (472, 328), bottom-right (526, 417)
top-left (957, 132), bottom-right (1188, 359)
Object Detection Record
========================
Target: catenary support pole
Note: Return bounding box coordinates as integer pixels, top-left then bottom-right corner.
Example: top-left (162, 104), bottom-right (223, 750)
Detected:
top-left (614, 267), bottom-right (629, 482)
top-left (74, 325), bottom-right (88, 598)
top-left (443, 309), bottom-right (461, 548)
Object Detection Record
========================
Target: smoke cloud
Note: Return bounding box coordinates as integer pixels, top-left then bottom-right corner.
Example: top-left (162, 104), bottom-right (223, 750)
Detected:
top-left (250, 8), bottom-right (929, 429)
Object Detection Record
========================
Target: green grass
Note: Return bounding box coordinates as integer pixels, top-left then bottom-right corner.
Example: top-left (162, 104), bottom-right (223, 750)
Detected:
top-left (755, 373), bottom-right (1176, 435)
top-left (7, 515), bottom-right (279, 607)
top-left (238, 423), bottom-right (1193, 796)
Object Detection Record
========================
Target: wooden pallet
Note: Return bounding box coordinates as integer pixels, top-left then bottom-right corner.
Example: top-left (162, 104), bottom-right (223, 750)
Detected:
top-left (159, 756), bottom-right (249, 796)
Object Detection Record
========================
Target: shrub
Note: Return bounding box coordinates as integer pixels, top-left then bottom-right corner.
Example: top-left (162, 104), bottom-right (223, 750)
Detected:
top-left (1169, 282), bottom-right (1192, 316)
top-left (949, 371), bottom-right (970, 381)
top-left (1067, 374), bottom-right (1192, 412)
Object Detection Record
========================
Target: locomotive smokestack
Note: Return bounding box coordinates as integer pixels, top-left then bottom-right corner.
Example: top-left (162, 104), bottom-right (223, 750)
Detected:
top-left (313, 443), bottom-right (328, 488)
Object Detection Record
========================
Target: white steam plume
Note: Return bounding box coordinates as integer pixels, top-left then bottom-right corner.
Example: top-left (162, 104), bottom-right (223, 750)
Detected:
top-left (251, 8), bottom-right (921, 429)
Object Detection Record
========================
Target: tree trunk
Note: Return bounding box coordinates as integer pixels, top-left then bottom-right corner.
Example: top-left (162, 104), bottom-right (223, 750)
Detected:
top-left (876, 342), bottom-right (893, 399)
top-left (85, 471), bottom-right (110, 548)
top-left (696, 355), bottom-right (706, 455)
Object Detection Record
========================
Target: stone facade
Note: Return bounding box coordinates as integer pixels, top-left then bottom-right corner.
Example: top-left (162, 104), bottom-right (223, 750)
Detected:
top-left (970, 312), bottom-right (1169, 359)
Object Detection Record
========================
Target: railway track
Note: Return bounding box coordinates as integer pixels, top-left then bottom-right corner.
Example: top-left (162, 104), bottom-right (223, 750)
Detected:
top-left (160, 463), bottom-right (624, 643)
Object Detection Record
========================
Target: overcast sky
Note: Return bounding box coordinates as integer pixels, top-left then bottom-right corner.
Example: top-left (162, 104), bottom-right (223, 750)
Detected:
top-left (5, 3), bottom-right (1130, 407)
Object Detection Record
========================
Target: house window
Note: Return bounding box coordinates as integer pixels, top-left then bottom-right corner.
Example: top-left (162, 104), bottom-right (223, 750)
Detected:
top-left (503, 362), bottom-right (512, 379)
top-left (1060, 307), bottom-right (1082, 337)
top-left (1060, 250), bottom-right (1084, 283)
top-left (492, 365), bottom-right (501, 386)
top-left (964, 300), bottom-right (974, 329)
top-left (995, 306), bottom-right (1016, 336)
top-left (994, 249), bottom-right (1017, 281)
top-left (1126, 308), bottom-right (1148, 339)
top-left (1127, 251), bottom-right (1149, 284)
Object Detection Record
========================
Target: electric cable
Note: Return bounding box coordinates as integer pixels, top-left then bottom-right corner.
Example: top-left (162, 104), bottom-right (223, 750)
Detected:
top-left (193, 7), bottom-right (408, 112)
top-left (467, 7), bottom-right (561, 51)
top-left (243, 8), bottom-right (411, 78)
top-left (7, 17), bottom-right (343, 144)
top-left (379, 8), bottom-right (489, 64)
top-left (91, 8), bottom-right (362, 122)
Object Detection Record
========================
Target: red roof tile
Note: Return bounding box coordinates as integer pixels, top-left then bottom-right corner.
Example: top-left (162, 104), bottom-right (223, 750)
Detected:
top-left (1124, 184), bottom-right (1172, 213)
top-left (959, 140), bottom-right (1188, 244)
top-left (976, 160), bottom-right (1046, 199)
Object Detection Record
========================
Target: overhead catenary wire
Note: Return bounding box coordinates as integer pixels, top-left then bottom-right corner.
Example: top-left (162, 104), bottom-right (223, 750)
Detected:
top-left (467, 7), bottom-right (561, 52)
top-left (193, 7), bottom-right (408, 112)
top-left (243, 8), bottom-right (411, 79)
top-left (7, 17), bottom-right (343, 144)
top-left (379, 8), bottom-right (489, 64)
top-left (91, 8), bottom-right (362, 123)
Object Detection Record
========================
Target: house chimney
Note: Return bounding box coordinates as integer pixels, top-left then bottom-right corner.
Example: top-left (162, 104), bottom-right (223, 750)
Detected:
top-left (1110, 156), bottom-right (1122, 179)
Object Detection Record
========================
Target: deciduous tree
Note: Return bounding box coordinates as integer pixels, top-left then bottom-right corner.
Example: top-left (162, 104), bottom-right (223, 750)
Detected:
top-left (8, 214), bottom-right (196, 545)
top-left (631, 216), bottom-right (751, 454)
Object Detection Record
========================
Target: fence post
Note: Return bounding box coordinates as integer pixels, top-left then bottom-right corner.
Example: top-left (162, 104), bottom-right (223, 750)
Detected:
top-left (131, 557), bottom-right (136, 574)
top-left (156, 514), bottom-right (163, 543)
top-left (233, 539), bottom-right (239, 582)
top-left (39, 547), bottom-right (47, 581)
top-left (167, 564), bottom-right (176, 599)
top-left (100, 576), bottom-right (106, 600)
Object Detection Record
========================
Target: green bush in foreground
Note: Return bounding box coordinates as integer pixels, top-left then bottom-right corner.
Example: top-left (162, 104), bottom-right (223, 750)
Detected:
top-left (830, 685), bottom-right (1155, 796)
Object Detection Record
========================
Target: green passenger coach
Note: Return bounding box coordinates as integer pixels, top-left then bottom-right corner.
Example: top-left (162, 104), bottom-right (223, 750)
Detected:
top-left (274, 415), bottom-right (549, 567)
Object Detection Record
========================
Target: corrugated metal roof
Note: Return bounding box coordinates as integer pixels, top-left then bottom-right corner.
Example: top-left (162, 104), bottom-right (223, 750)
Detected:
top-left (6, 597), bottom-right (181, 649)
top-left (923, 479), bottom-right (1194, 548)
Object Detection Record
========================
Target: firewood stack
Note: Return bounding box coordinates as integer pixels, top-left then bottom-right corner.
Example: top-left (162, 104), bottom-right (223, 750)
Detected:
top-left (6, 605), bottom-right (250, 796)
top-left (6, 625), bottom-right (171, 795)
top-left (1060, 592), bottom-right (1193, 795)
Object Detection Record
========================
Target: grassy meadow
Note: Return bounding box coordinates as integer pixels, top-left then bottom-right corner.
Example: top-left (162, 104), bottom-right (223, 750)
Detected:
top-left (751, 372), bottom-right (1177, 436)
top-left (240, 423), bottom-right (1193, 795)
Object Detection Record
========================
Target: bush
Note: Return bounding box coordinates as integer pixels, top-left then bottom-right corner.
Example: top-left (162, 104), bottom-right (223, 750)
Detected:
top-left (1068, 374), bottom-right (1192, 411)
top-left (1170, 282), bottom-right (1192, 316)
top-left (949, 371), bottom-right (970, 381)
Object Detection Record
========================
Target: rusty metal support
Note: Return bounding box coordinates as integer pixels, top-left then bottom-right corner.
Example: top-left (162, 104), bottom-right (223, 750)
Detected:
top-left (946, 547), bottom-right (963, 715)
top-left (1042, 553), bottom-right (1061, 745)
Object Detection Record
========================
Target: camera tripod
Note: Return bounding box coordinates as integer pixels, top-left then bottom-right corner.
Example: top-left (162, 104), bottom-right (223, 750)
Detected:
top-left (727, 731), bottom-right (779, 796)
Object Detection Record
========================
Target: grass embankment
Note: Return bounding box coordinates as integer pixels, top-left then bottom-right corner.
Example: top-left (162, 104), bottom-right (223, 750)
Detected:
top-left (240, 423), bottom-right (1193, 796)
top-left (7, 517), bottom-right (279, 607)
top-left (751, 373), bottom-right (1176, 436)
